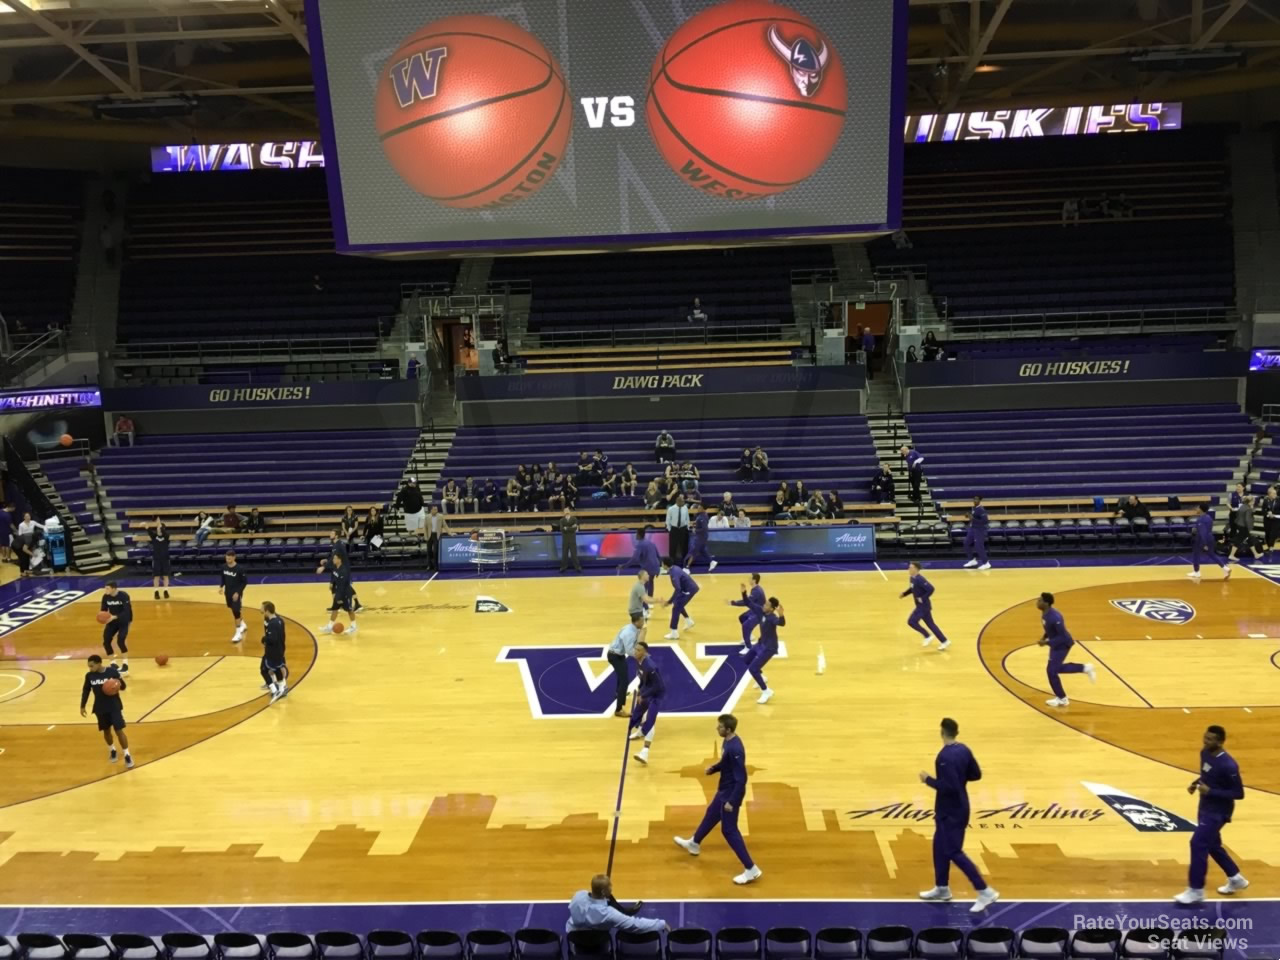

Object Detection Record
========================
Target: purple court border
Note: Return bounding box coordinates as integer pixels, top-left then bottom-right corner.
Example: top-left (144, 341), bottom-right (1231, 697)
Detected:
top-left (301, 0), bottom-right (907, 255)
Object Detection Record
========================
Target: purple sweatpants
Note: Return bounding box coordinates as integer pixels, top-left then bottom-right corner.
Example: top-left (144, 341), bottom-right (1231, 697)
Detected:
top-left (693, 790), bottom-right (755, 870)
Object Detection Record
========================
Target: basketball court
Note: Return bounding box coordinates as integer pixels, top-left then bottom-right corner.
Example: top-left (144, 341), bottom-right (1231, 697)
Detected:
top-left (0, 559), bottom-right (1277, 907)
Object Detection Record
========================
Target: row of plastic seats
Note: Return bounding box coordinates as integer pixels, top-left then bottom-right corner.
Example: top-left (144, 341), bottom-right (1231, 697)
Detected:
top-left (0, 925), bottom-right (1228, 960)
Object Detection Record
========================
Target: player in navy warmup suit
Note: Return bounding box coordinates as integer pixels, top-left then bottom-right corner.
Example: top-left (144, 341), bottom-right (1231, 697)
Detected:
top-left (674, 714), bottom-right (762, 886)
top-left (901, 562), bottom-right (950, 650)
top-left (627, 641), bottom-right (663, 765)
top-left (962, 496), bottom-right (990, 570)
top-left (1188, 503), bottom-right (1230, 580)
top-left (728, 573), bottom-right (766, 653)
top-left (100, 581), bottom-right (133, 673)
top-left (621, 528), bottom-right (663, 600)
top-left (918, 717), bottom-right (999, 912)
top-left (658, 557), bottom-right (697, 639)
top-left (1037, 592), bottom-right (1096, 707)
top-left (683, 502), bottom-right (718, 573)
top-left (260, 600), bottom-right (289, 704)
top-left (80, 654), bottom-right (133, 768)
top-left (743, 598), bottom-right (785, 704)
top-left (1174, 725), bottom-right (1248, 903)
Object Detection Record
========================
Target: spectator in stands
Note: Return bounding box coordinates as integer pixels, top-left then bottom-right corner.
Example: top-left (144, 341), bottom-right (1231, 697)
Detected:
top-left (734, 507), bottom-right (752, 528)
top-left (603, 467), bottom-right (623, 499)
top-left (1114, 495), bottom-right (1152, 529)
top-left (339, 505), bottom-right (359, 540)
top-left (548, 472), bottom-right (566, 512)
top-left (792, 480), bottom-right (810, 508)
top-left (751, 446), bottom-right (770, 482)
top-left (406, 356), bottom-right (419, 380)
top-left (861, 326), bottom-right (876, 379)
top-left (461, 477), bottom-right (480, 513)
top-left (806, 490), bottom-right (827, 521)
top-left (905, 345), bottom-right (919, 363)
top-left (482, 478), bottom-right (500, 512)
top-left (900, 444), bottom-right (925, 502)
top-left (112, 415), bottom-right (136, 447)
top-left (891, 229), bottom-right (912, 250)
top-left (222, 506), bottom-right (243, 532)
top-left (620, 463), bottom-right (639, 497)
top-left (363, 505), bottom-right (385, 552)
top-left (687, 298), bottom-right (708, 323)
top-left (395, 478), bottom-right (426, 539)
top-left (738, 448), bottom-right (753, 481)
top-left (772, 489), bottom-right (793, 521)
top-left (1262, 485), bottom-right (1280, 557)
top-left (591, 449), bottom-right (609, 484)
top-left (1061, 197), bottom-right (1079, 227)
top-left (565, 472), bottom-right (579, 509)
top-left (243, 508), bottom-right (265, 533)
top-left (576, 452), bottom-right (593, 486)
top-left (518, 465), bottom-right (535, 510)
top-left (193, 510), bottom-right (214, 547)
top-left (871, 463), bottom-right (896, 503)
top-left (532, 470), bottom-right (548, 510)
top-left (721, 491), bottom-right (736, 516)
top-left (709, 508), bottom-right (731, 530)
top-left (559, 506), bottom-right (582, 574)
top-left (311, 273), bottom-right (325, 293)
top-left (827, 490), bottom-right (845, 519)
top-left (644, 477), bottom-right (663, 509)
top-left (0, 502), bottom-right (12, 564)
top-left (666, 493), bottom-right (690, 562)
top-left (1229, 495), bottom-right (1264, 563)
top-left (655, 430), bottom-right (677, 464)
top-left (441, 479), bottom-right (460, 515)
top-left (1114, 193), bottom-right (1133, 218)
top-left (922, 332), bottom-right (941, 362)
top-left (425, 504), bottom-right (448, 571)
top-left (679, 462), bottom-right (700, 497)
top-left (505, 476), bottom-right (521, 512)
top-left (566, 874), bottom-right (667, 935)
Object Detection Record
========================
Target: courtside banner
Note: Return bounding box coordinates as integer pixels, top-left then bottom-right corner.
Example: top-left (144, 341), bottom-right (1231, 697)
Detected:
top-left (101, 381), bottom-right (419, 411)
top-left (903, 352), bottom-right (1248, 388)
top-left (440, 525), bottom-right (875, 569)
top-left (304, 0), bottom-right (906, 252)
top-left (456, 364), bottom-right (864, 401)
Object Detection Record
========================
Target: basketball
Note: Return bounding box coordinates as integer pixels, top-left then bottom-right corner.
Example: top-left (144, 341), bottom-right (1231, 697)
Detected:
top-left (102, 678), bottom-right (120, 696)
top-left (647, 0), bottom-right (846, 199)
top-left (375, 15), bottom-right (572, 209)
top-left (332, 621), bottom-right (345, 634)
top-left (96, 611), bottom-right (111, 624)
top-left (59, 433), bottom-right (73, 447)
top-left (155, 654), bottom-right (169, 667)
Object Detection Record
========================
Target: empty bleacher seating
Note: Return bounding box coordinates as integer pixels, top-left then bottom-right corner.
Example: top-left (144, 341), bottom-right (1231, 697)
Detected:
top-left (0, 166), bottom-right (83, 337)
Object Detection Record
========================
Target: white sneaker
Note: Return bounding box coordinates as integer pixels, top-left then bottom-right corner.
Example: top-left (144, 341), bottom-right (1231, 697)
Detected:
top-left (978, 562), bottom-right (992, 571)
top-left (937, 639), bottom-right (951, 651)
top-left (919, 886), bottom-right (951, 901)
top-left (739, 647), bottom-right (751, 657)
top-left (1173, 887), bottom-right (1205, 904)
top-left (674, 836), bottom-right (701, 856)
top-left (230, 631), bottom-right (243, 644)
top-left (1046, 697), bottom-right (1069, 707)
top-left (921, 634), bottom-right (932, 647)
top-left (634, 750), bottom-right (649, 765)
top-left (628, 729), bottom-right (643, 740)
top-left (683, 567), bottom-right (691, 574)
top-left (663, 631), bottom-right (679, 640)
top-left (269, 689), bottom-right (283, 704)
top-left (1186, 571), bottom-right (1202, 579)
top-left (346, 623), bottom-right (358, 634)
top-left (1084, 663), bottom-right (1097, 684)
top-left (1218, 875), bottom-right (1249, 895)
top-left (709, 561), bottom-right (718, 572)
top-left (684, 617), bottom-right (695, 630)
top-left (963, 560), bottom-right (978, 569)
top-left (733, 866), bottom-right (763, 885)
top-left (971, 888), bottom-right (999, 913)
top-left (757, 688), bottom-right (774, 704)
top-left (1223, 566), bottom-right (1231, 580)
top-left (317, 624), bottom-right (333, 635)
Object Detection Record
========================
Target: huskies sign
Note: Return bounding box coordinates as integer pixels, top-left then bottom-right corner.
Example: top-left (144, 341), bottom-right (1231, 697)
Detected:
top-left (500, 641), bottom-right (788, 719)
top-left (1109, 599), bottom-right (1195, 625)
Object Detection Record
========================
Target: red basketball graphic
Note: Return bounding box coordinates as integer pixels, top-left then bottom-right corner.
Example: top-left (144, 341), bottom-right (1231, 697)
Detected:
top-left (647, 0), bottom-right (846, 200)
top-left (375, 15), bottom-right (572, 209)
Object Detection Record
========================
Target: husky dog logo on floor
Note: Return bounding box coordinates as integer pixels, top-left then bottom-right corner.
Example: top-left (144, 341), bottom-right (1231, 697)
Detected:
top-left (1109, 599), bottom-right (1195, 624)
top-left (1081, 781), bottom-right (1195, 832)
top-left (475, 596), bottom-right (511, 614)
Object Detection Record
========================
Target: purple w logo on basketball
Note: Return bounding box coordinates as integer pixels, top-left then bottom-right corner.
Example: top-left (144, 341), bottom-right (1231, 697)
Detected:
top-left (499, 642), bottom-right (788, 718)
top-left (1109, 599), bottom-right (1196, 624)
top-left (390, 47), bottom-right (447, 108)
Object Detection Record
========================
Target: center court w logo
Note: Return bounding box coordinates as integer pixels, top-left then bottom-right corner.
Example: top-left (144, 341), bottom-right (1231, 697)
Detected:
top-left (1109, 599), bottom-right (1195, 624)
top-left (499, 642), bottom-right (788, 718)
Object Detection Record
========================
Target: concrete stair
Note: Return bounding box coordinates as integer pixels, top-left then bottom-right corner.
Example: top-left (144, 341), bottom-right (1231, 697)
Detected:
top-left (28, 459), bottom-right (114, 573)
top-left (866, 414), bottom-right (948, 549)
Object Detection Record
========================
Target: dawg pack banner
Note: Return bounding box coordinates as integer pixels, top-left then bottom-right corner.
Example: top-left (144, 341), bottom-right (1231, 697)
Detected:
top-left (305, 0), bottom-right (905, 252)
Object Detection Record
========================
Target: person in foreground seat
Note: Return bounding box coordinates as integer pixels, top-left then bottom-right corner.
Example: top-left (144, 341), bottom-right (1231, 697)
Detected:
top-left (566, 874), bottom-right (667, 933)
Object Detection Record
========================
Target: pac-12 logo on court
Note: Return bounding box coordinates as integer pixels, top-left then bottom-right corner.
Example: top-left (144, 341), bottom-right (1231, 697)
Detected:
top-left (500, 642), bottom-right (787, 718)
top-left (1109, 599), bottom-right (1195, 624)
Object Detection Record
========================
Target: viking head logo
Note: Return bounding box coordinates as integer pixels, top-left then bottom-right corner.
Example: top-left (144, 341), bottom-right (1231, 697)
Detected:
top-left (768, 24), bottom-right (829, 97)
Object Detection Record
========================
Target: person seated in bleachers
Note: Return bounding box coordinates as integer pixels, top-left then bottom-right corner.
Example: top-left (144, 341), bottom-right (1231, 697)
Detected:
top-left (577, 451), bottom-right (594, 486)
top-left (905, 345), bottom-right (919, 363)
top-left (737, 448), bottom-right (753, 481)
top-left (775, 480), bottom-right (792, 507)
top-left (591, 449), bottom-right (609, 484)
top-left (1229, 495), bottom-right (1264, 563)
top-left (620, 463), bottom-right (639, 497)
top-left (112, 415), bottom-right (136, 447)
top-left (1061, 197), bottom-right (1079, 226)
top-left (644, 477), bottom-right (663, 509)
top-left (792, 480), bottom-right (810, 508)
top-left (548, 472), bottom-right (567, 512)
top-left (243, 508), bottom-right (265, 533)
top-left (564, 473), bottom-right (579, 509)
top-left (459, 477), bottom-right (479, 513)
top-left (363, 505), bottom-right (385, 551)
top-left (805, 491), bottom-right (827, 521)
top-left (721, 491), bottom-right (736, 516)
top-left (531, 470), bottom-right (548, 511)
top-left (827, 490), bottom-right (845, 519)
top-left (1114, 495), bottom-right (1151, 528)
top-left (733, 507), bottom-right (752, 529)
top-left (655, 429), bottom-right (677, 464)
top-left (679, 462), bottom-right (700, 497)
top-left (751, 446), bottom-right (770, 482)
top-left (505, 476), bottom-right (521, 513)
top-left (708, 508), bottom-right (731, 530)
top-left (441, 479), bottom-right (460, 515)
top-left (222, 505), bottom-right (242, 532)
top-left (544, 461), bottom-right (558, 480)
top-left (339, 505), bottom-right (359, 540)
top-left (922, 331), bottom-right (941, 362)
top-left (772, 488), bottom-right (791, 520)
top-left (516, 465), bottom-right (534, 510)
top-left (601, 467), bottom-right (620, 499)
top-left (687, 297), bottom-right (708, 323)
top-left (193, 510), bottom-right (214, 547)
top-left (871, 463), bottom-right (896, 503)
top-left (482, 478), bottom-right (501, 512)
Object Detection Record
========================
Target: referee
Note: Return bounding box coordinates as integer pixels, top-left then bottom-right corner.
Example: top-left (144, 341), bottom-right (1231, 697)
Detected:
top-left (608, 612), bottom-right (644, 718)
